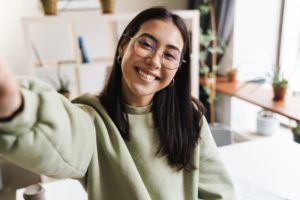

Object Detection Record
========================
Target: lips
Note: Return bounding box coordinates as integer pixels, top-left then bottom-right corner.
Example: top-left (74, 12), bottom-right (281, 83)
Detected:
top-left (135, 67), bottom-right (160, 81)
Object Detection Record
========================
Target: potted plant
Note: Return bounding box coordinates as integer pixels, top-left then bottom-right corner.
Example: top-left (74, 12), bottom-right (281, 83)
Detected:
top-left (292, 121), bottom-right (300, 143)
top-left (57, 77), bottom-right (71, 99)
top-left (99, 0), bottom-right (115, 14)
top-left (256, 110), bottom-right (279, 136)
top-left (227, 68), bottom-right (238, 82)
top-left (41, 0), bottom-right (57, 15)
top-left (47, 65), bottom-right (71, 99)
top-left (199, 65), bottom-right (209, 85)
top-left (272, 67), bottom-right (288, 101)
top-left (198, 0), bottom-right (226, 124)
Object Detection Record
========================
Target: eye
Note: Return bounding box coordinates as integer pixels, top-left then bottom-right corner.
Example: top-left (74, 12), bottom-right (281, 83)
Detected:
top-left (141, 41), bottom-right (153, 49)
top-left (137, 38), bottom-right (155, 50)
top-left (164, 51), bottom-right (179, 61)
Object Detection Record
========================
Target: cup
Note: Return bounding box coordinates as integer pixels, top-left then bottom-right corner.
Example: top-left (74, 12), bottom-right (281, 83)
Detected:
top-left (23, 183), bottom-right (45, 200)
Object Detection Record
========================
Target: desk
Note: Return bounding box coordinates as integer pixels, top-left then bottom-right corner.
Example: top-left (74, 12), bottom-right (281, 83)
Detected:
top-left (16, 179), bottom-right (87, 200)
top-left (219, 139), bottom-right (300, 200)
top-left (216, 79), bottom-right (300, 121)
top-left (16, 140), bottom-right (300, 200)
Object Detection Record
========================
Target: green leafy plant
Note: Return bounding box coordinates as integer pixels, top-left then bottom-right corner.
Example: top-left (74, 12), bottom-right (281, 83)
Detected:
top-left (198, 0), bottom-right (227, 124)
top-left (46, 64), bottom-right (71, 98)
top-left (198, 1), bottom-right (226, 73)
top-left (272, 67), bottom-right (288, 86)
top-left (199, 30), bottom-right (225, 70)
top-left (294, 121), bottom-right (300, 135)
top-left (56, 66), bottom-right (70, 94)
top-left (271, 67), bottom-right (288, 101)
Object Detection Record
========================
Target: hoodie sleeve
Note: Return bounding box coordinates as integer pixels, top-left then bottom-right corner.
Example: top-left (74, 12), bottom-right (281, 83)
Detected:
top-left (198, 118), bottom-right (236, 200)
top-left (0, 78), bottom-right (97, 179)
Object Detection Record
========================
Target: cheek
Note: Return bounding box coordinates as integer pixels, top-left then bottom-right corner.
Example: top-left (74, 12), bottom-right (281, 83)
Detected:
top-left (162, 70), bottom-right (177, 81)
top-left (159, 70), bottom-right (177, 88)
top-left (120, 49), bottom-right (137, 73)
top-left (121, 44), bottom-right (136, 64)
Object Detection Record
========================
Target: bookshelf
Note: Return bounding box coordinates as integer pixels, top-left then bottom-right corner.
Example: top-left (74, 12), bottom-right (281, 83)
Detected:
top-left (22, 10), bottom-right (199, 98)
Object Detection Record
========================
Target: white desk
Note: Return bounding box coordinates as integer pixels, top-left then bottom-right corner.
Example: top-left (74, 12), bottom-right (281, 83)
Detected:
top-left (219, 138), bottom-right (300, 200)
top-left (16, 139), bottom-right (300, 200)
top-left (16, 179), bottom-right (87, 200)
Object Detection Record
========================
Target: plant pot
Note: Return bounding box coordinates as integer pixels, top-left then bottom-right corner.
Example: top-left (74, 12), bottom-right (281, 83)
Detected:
top-left (58, 90), bottom-right (70, 99)
top-left (210, 123), bottom-right (232, 147)
top-left (227, 69), bottom-right (238, 82)
top-left (256, 110), bottom-right (278, 136)
top-left (292, 128), bottom-right (300, 143)
top-left (99, 0), bottom-right (115, 14)
top-left (272, 84), bottom-right (287, 101)
top-left (41, 0), bottom-right (57, 15)
top-left (199, 74), bottom-right (208, 86)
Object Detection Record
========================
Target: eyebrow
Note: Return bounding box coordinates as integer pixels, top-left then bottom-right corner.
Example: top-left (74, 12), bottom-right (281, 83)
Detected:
top-left (139, 33), bottom-right (181, 52)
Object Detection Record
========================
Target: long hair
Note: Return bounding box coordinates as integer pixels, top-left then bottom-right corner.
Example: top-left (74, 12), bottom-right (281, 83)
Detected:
top-left (100, 7), bottom-right (204, 171)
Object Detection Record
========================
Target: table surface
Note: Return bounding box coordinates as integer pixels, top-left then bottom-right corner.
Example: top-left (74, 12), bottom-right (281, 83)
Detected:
top-left (219, 138), bottom-right (300, 200)
top-left (16, 139), bottom-right (300, 200)
top-left (216, 79), bottom-right (300, 121)
top-left (16, 179), bottom-right (87, 200)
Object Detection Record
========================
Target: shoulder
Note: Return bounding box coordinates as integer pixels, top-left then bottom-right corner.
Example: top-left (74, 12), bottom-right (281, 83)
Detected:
top-left (72, 93), bottom-right (100, 106)
top-left (72, 93), bottom-right (110, 119)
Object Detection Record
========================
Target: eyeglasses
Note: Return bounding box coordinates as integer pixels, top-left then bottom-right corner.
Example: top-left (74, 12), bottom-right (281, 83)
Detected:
top-left (131, 35), bottom-right (186, 70)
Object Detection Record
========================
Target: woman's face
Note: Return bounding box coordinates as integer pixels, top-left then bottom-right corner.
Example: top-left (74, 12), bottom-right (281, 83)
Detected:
top-left (119, 19), bottom-right (184, 107)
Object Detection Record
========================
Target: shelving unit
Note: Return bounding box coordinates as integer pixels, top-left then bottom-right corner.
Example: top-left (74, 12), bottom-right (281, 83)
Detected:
top-left (22, 10), bottom-right (200, 97)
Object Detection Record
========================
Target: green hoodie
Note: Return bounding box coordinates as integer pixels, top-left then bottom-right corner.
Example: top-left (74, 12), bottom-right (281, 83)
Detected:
top-left (0, 78), bottom-right (235, 200)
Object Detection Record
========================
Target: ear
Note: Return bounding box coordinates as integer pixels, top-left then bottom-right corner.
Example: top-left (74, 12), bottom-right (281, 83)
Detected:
top-left (118, 38), bottom-right (130, 57)
top-left (118, 46), bottom-right (125, 57)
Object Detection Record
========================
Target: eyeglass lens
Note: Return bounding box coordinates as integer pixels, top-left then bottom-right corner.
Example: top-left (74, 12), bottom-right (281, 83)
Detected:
top-left (133, 36), bottom-right (181, 69)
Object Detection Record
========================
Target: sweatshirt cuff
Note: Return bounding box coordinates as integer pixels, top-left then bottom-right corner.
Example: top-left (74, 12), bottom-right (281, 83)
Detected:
top-left (0, 88), bottom-right (39, 135)
top-left (0, 94), bottom-right (24, 122)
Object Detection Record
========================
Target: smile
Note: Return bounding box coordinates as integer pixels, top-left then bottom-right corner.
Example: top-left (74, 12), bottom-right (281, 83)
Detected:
top-left (136, 67), bottom-right (159, 82)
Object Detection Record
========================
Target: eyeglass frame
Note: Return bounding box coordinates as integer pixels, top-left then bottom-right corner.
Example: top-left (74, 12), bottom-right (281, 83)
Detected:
top-left (126, 34), bottom-right (186, 70)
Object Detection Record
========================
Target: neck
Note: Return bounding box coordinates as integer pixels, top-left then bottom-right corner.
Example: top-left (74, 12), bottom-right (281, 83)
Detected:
top-left (123, 93), bottom-right (153, 107)
top-left (122, 81), bottom-right (153, 107)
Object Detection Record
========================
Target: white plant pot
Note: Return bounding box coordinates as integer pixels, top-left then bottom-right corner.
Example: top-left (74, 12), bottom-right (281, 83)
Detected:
top-left (210, 123), bottom-right (232, 146)
top-left (256, 111), bottom-right (279, 136)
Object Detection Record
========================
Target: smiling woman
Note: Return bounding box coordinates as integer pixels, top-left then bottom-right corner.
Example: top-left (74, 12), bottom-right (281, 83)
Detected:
top-left (119, 20), bottom-right (183, 107)
top-left (0, 7), bottom-right (235, 200)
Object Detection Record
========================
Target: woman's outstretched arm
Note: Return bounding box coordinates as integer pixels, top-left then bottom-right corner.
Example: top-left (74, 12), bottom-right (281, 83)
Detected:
top-left (0, 58), bottom-right (96, 179)
top-left (0, 58), bottom-right (22, 119)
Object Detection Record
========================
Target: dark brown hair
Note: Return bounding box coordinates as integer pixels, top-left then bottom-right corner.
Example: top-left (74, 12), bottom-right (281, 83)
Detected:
top-left (100, 7), bottom-right (204, 171)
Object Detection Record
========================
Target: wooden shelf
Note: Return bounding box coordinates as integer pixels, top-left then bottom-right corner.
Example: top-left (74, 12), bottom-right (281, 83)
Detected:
top-left (216, 78), bottom-right (300, 121)
top-left (23, 10), bottom-right (200, 97)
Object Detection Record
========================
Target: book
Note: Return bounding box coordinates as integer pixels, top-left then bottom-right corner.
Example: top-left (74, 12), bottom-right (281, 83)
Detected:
top-left (78, 36), bottom-right (90, 64)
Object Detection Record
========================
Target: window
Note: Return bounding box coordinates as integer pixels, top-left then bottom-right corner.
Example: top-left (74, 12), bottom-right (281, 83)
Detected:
top-left (280, 0), bottom-right (300, 93)
top-left (230, 0), bottom-right (299, 135)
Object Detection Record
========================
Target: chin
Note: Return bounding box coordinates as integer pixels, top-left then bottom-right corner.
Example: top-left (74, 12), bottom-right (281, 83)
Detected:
top-left (130, 84), bottom-right (156, 97)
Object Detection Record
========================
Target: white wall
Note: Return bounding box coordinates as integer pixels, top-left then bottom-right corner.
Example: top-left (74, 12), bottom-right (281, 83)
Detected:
top-left (0, 0), bottom-right (43, 75)
top-left (0, 0), bottom-right (187, 75)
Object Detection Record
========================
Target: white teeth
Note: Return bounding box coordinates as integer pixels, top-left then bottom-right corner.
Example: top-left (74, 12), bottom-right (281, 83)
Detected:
top-left (138, 69), bottom-right (155, 81)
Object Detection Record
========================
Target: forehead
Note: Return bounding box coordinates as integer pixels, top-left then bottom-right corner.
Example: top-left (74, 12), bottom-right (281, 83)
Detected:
top-left (134, 19), bottom-right (184, 50)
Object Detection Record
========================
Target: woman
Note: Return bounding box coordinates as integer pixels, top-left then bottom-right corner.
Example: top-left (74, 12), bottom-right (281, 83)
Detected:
top-left (0, 7), bottom-right (235, 200)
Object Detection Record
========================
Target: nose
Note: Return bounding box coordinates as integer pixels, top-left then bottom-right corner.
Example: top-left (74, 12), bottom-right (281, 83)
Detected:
top-left (145, 51), bottom-right (162, 69)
